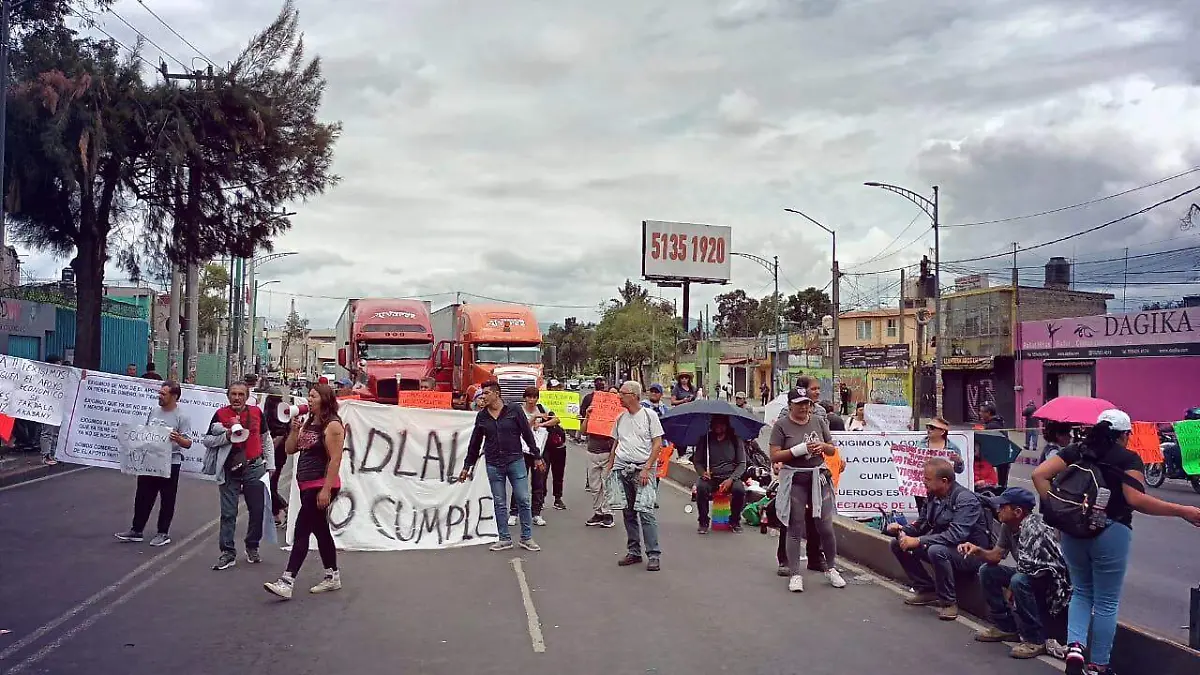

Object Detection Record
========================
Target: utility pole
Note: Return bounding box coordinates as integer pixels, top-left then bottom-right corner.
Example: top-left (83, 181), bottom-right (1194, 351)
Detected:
top-left (772, 255), bottom-right (781, 396)
top-left (185, 263), bottom-right (199, 383)
top-left (245, 253), bottom-right (256, 377)
top-left (1122, 247), bottom-right (1129, 312)
top-left (225, 256), bottom-right (235, 384)
top-left (931, 186), bottom-right (942, 419)
top-left (167, 264), bottom-right (181, 380)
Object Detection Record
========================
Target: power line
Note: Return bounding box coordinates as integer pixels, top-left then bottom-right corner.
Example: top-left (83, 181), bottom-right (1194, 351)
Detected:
top-left (258, 287), bottom-right (600, 310)
top-left (943, 166), bottom-right (1200, 228)
top-left (844, 226), bottom-right (929, 275)
top-left (70, 10), bottom-right (155, 69)
top-left (847, 211), bottom-right (924, 270)
top-left (135, 0), bottom-right (216, 67)
top-left (105, 6), bottom-right (189, 70)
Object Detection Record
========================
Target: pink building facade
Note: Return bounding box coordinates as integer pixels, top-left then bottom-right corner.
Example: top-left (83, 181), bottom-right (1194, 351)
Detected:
top-left (1016, 307), bottom-right (1200, 423)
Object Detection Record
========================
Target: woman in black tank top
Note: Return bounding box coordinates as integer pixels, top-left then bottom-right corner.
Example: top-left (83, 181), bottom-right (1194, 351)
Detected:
top-left (264, 383), bottom-right (346, 600)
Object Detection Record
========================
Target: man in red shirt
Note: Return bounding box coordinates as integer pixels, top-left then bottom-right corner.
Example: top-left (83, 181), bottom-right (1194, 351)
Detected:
top-left (203, 381), bottom-right (273, 570)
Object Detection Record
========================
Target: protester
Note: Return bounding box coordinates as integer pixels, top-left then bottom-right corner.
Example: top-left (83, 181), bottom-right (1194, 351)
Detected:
top-left (769, 388), bottom-right (845, 592)
top-left (580, 377), bottom-right (616, 528)
top-left (839, 382), bottom-right (852, 416)
top-left (419, 377), bottom-right (437, 391)
top-left (115, 380), bottom-right (192, 547)
top-left (670, 372), bottom-right (696, 406)
top-left (1032, 409), bottom-right (1200, 675)
top-left (886, 457), bottom-right (991, 620)
top-left (760, 383), bottom-right (770, 406)
top-left (979, 403), bottom-right (1012, 488)
top-left (774, 375), bottom-right (830, 570)
top-left (125, 363), bottom-right (138, 377)
top-left (692, 415), bottom-right (748, 534)
top-left (510, 386), bottom-right (553, 526)
top-left (263, 386), bottom-right (292, 527)
top-left (848, 402), bottom-right (866, 431)
top-left (203, 381), bottom-right (273, 570)
top-left (919, 418), bottom-right (965, 475)
top-left (459, 381), bottom-right (544, 552)
top-left (264, 383), bottom-right (346, 600)
top-left (606, 380), bottom-right (665, 571)
top-left (1040, 421), bottom-right (1074, 462)
top-left (959, 487), bottom-right (1071, 660)
top-left (39, 354), bottom-right (63, 465)
top-left (974, 452), bottom-right (1000, 489)
top-left (142, 362), bottom-right (163, 380)
top-left (641, 384), bottom-right (670, 417)
top-left (734, 391), bottom-right (748, 410)
top-left (1022, 400), bottom-right (1039, 452)
top-left (821, 402), bottom-right (846, 431)
top-left (540, 390), bottom-right (569, 511)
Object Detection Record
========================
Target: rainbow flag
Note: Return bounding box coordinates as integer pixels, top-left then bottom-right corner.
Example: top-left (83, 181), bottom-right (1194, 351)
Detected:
top-left (711, 493), bottom-right (732, 531)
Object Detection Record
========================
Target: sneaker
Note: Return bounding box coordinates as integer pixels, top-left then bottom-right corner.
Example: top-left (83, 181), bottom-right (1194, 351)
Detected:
top-left (533, 515), bottom-right (547, 526)
top-left (826, 569), bottom-right (847, 589)
top-left (975, 627), bottom-right (1019, 643)
top-left (777, 565), bottom-right (791, 577)
top-left (730, 524), bottom-right (744, 534)
top-left (585, 514), bottom-right (606, 527)
top-left (697, 524), bottom-right (710, 535)
top-left (489, 539), bottom-right (515, 552)
top-left (904, 591), bottom-right (939, 606)
top-left (263, 575), bottom-right (294, 600)
top-left (1010, 642), bottom-right (1047, 659)
top-left (553, 499), bottom-right (567, 510)
top-left (646, 558), bottom-right (661, 572)
top-left (1045, 639), bottom-right (1068, 660)
top-left (43, 456), bottom-right (58, 466)
top-left (149, 533), bottom-right (171, 547)
top-left (507, 515), bottom-right (518, 527)
top-left (1065, 643), bottom-right (1087, 675)
top-left (617, 554), bottom-right (643, 567)
top-left (519, 539), bottom-right (541, 552)
top-left (938, 603), bottom-right (959, 621)
top-left (310, 569), bottom-right (342, 593)
top-left (788, 575), bottom-right (805, 592)
top-left (212, 552), bottom-right (237, 570)
top-left (246, 549), bottom-right (262, 564)
top-left (114, 530), bottom-right (144, 543)
top-left (601, 515), bottom-right (616, 528)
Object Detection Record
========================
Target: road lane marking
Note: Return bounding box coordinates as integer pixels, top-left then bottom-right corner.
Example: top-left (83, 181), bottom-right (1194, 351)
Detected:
top-left (0, 467), bottom-right (90, 493)
top-left (6, 527), bottom-right (214, 674)
top-left (510, 558), bottom-right (546, 654)
top-left (0, 517), bottom-right (218, 662)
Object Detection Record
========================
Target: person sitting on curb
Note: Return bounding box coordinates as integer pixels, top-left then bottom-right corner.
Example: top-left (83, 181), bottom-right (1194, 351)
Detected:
top-left (959, 487), bottom-right (1072, 660)
top-left (886, 457), bottom-right (991, 620)
top-left (693, 415), bottom-right (747, 534)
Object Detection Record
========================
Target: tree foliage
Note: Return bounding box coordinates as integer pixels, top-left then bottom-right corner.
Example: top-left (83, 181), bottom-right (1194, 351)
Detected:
top-left (543, 317), bottom-right (594, 376)
top-left (783, 287), bottom-right (833, 329)
top-left (714, 289), bottom-right (761, 336)
top-left (278, 303), bottom-right (308, 372)
top-left (198, 263), bottom-right (230, 345)
top-left (593, 283), bottom-right (679, 381)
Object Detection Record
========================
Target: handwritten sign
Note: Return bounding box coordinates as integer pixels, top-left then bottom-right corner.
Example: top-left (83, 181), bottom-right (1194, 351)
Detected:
top-left (864, 403), bottom-right (912, 431)
top-left (584, 391), bottom-right (623, 438)
top-left (889, 441), bottom-right (970, 499)
top-left (1173, 420), bottom-right (1200, 476)
top-left (396, 390), bottom-right (452, 410)
top-left (116, 423), bottom-right (173, 477)
top-left (539, 390), bottom-right (581, 431)
top-left (0, 355), bottom-right (80, 426)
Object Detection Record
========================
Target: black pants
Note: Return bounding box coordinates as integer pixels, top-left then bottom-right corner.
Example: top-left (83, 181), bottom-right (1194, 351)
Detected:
top-left (287, 487), bottom-right (339, 575)
top-left (996, 463), bottom-right (1011, 489)
top-left (544, 444), bottom-right (567, 500)
top-left (695, 475), bottom-right (746, 527)
top-left (510, 455), bottom-right (546, 516)
top-left (776, 507), bottom-right (823, 568)
top-left (270, 444), bottom-right (288, 518)
top-left (890, 539), bottom-right (979, 604)
top-left (132, 464), bottom-right (182, 535)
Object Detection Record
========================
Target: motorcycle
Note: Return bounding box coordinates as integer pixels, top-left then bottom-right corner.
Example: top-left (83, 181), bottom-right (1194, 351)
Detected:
top-left (1145, 409), bottom-right (1200, 494)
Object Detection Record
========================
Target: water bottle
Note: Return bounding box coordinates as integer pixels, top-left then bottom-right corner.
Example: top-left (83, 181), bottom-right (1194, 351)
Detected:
top-left (1090, 487), bottom-right (1110, 529)
top-left (893, 510), bottom-right (909, 527)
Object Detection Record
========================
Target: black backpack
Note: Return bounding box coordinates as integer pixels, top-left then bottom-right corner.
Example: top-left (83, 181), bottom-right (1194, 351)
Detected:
top-left (1041, 445), bottom-right (1110, 539)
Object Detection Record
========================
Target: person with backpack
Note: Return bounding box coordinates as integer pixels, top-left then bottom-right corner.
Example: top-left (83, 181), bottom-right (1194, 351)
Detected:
top-left (1032, 409), bottom-right (1200, 675)
top-left (540, 389), bottom-right (569, 511)
top-left (510, 386), bottom-right (557, 526)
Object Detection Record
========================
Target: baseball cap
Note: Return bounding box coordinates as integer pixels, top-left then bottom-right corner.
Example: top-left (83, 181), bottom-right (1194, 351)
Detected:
top-left (1096, 409), bottom-right (1132, 432)
top-left (990, 487), bottom-right (1037, 511)
top-left (648, 383), bottom-right (663, 393)
top-left (786, 388), bottom-right (811, 405)
top-left (735, 391), bottom-right (746, 399)
top-left (336, 378), bottom-right (352, 387)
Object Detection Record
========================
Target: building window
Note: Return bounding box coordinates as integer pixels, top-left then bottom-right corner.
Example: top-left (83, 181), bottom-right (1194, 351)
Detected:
top-left (886, 319), bottom-right (898, 338)
top-left (856, 320), bottom-right (872, 341)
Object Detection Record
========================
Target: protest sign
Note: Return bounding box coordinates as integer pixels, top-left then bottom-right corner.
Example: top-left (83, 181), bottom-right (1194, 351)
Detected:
top-left (286, 401), bottom-right (497, 551)
top-left (863, 403), bottom-right (912, 431)
top-left (1173, 420), bottom-right (1200, 476)
top-left (116, 423), bottom-right (173, 478)
top-left (56, 372), bottom-right (227, 480)
top-left (832, 431), bottom-right (973, 516)
top-left (539, 390), bottom-right (580, 431)
top-left (396, 390), bottom-right (452, 410)
top-left (584, 391), bottom-right (623, 437)
top-left (0, 354), bottom-right (80, 426)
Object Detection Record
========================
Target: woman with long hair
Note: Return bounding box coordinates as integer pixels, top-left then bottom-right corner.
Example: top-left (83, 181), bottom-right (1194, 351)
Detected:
top-left (1033, 409), bottom-right (1200, 674)
top-left (265, 383), bottom-right (346, 600)
top-left (847, 402), bottom-right (866, 431)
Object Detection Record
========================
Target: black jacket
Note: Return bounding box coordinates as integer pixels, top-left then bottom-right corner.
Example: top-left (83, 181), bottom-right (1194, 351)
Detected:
top-left (902, 482), bottom-right (991, 549)
top-left (464, 402), bottom-right (541, 469)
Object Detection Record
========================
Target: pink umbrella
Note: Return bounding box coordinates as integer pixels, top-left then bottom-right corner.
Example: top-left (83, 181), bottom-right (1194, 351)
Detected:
top-left (1033, 396), bottom-right (1116, 425)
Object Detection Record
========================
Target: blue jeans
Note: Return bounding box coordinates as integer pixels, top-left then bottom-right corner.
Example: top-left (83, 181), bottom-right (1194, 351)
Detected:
top-left (1025, 429), bottom-right (1038, 451)
top-left (486, 459), bottom-right (532, 542)
top-left (1060, 522), bottom-right (1132, 666)
top-left (979, 564), bottom-right (1046, 643)
top-left (619, 472), bottom-right (660, 559)
top-left (218, 460), bottom-right (267, 553)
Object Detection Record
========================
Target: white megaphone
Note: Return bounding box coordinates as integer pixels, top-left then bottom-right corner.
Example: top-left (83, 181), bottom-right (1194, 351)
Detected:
top-left (229, 423), bottom-right (250, 444)
top-left (277, 402), bottom-right (310, 424)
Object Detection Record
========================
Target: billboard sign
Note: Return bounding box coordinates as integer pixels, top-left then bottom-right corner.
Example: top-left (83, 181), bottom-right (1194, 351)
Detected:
top-left (641, 220), bottom-right (732, 283)
top-left (839, 344), bottom-right (911, 369)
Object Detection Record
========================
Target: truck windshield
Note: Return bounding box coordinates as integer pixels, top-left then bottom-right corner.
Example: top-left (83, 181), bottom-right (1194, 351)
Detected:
top-left (475, 345), bottom-right (542, 364)
top-left (358, 342), bottom-right (433, 361)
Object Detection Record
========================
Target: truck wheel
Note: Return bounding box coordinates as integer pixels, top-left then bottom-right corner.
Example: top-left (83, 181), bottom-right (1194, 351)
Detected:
top-left (1144, 463), bottom-right (1166, 488)
top-left (1190, 477), bottom-right (1200, 495)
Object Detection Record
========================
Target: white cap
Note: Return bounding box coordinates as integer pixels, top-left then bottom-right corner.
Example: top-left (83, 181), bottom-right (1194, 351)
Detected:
top-left (1096, 409), bottom-right (1132, 432)
top-left (549, 378), bottom-right (560, 387)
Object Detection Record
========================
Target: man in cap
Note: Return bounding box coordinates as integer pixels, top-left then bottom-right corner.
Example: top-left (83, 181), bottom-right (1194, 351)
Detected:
top-left (641, 384), bottom-right (669, 417)
top-left (733, 391), bottom-right (749, 410)
top-left (580, 376), bottom-right (616, 527)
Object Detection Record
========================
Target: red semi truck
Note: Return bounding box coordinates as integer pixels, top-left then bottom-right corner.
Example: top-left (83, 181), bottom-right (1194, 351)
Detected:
top-left (335, 298), bottom-right (434, 402)
top-left (428, 303), bottom-right (545, 403)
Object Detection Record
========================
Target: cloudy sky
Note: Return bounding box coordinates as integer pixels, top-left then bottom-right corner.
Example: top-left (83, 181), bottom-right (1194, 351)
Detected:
top-left (24, 0), bottom-right (1200, 329)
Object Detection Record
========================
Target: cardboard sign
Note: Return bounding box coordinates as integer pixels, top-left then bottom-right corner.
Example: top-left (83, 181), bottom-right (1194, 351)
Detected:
top-left (1173, 420), bottom-right (1200, 476)
top-left (584, 391), bottom-right (623, 438)
top-left (864, 403), bottom-right (912, 431)
top-left (396, 390), bottom-right (452, 410)
top-left (539, 390), bottom-right (581, 431)
top-left (1127, 421), bottom-right (1164, 465)
top-left (116, 423), bottom-right (173, 478)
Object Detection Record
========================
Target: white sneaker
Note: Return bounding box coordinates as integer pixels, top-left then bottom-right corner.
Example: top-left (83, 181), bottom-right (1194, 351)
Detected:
top-left (507, 515), bottom-right (518, 527)
top-left (310, 569), bottom-right (341, 594)
top-left (826, 569), bottom-right (847, 588)
top-left (533, 515), bottom-right (547, 526)
top-left (788, 575), bottom-right (805, 592)
top-left (263, 575), bottom-right (294, 600)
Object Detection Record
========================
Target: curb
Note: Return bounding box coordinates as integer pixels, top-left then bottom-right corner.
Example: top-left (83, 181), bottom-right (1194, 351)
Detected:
top-left (0, 459), bottom-right (73, 490)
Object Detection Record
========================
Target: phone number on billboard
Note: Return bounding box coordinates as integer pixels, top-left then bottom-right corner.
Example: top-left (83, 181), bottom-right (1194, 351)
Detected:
top-left (647, 232), bottom-right (727, 264)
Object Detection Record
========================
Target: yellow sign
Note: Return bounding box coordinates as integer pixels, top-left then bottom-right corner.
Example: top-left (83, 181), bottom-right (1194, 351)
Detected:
top-left (539, 390), bottom-right (581, 431)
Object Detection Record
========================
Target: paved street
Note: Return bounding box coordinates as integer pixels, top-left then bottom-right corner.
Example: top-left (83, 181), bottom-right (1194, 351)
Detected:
top-left (0, 451), bottom-right (1059, 675)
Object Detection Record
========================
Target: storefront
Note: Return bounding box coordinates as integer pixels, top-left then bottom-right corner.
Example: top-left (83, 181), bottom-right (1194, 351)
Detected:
top-left (0, 299), bottom-right (58, 359)
top-left (1017, 307), bottom-right (1200, 423)
top-left (941, 355), bottom-right (1016, 426)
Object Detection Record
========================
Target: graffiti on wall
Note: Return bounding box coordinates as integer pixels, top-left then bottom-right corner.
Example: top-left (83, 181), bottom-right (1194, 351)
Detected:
top-left (965, 376), bottom-right (996, 424)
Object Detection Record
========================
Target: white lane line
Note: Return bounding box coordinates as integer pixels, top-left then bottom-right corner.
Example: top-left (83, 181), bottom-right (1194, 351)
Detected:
top-left (510, 558), bottom-right (547, 654)
top-left (6, 527), bottom-right (215, 674)
top-left (0, 467), bottom-right (90, 493)
top-left (0, 517), bottom-right (218, 662)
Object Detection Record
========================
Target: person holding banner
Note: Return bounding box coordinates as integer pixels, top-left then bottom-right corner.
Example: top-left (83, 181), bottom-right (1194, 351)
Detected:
top-left (204, 382), bottom-right (273, 571)
top-left (459, 381), bottom-right (544, 552)
top-left (264, 383), bottom-right (346, 600)
top-left (581, 377), bottom-right (616, 528)
top-left (115, 380), bottom-right (193, 547)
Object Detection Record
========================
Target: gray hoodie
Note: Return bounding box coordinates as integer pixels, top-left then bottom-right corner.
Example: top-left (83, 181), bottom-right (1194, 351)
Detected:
top-left (202, 421), bottom-right (272, 485)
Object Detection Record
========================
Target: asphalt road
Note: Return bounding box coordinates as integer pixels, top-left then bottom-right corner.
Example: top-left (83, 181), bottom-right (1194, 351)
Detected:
top-left (0, 453), bottom-right (1059, 675)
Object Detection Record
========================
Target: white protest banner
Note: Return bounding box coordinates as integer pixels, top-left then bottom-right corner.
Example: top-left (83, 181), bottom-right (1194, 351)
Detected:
top-left (863, 403), bottom-right (912, 431)
top-left (116, 423), bottom-right (173, 478)
top-left (56, 372), bottom-right (228, 480)
top-left (0, 354), bottom-right (80, 426)
top-left (832, 431), bottom-right (974, 517)
top-left (286, 400), bottom-right (497, 552)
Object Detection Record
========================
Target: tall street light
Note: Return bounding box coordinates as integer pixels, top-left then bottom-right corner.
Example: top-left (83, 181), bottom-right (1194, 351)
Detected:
top-left (783, 209), bottom-right (840, 383)
top-left (863, 182), bottom-right (941, 418)
top-left (241, 250), bottom-right (296, 378)
top-left (731, 252), bottom-right (781, 396)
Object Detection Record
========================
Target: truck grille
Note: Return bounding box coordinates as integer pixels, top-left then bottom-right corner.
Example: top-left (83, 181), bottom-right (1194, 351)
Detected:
top-left (499, 376), bottom-right (536, 403)
top-left (376, 378), bottom-right (398, 400)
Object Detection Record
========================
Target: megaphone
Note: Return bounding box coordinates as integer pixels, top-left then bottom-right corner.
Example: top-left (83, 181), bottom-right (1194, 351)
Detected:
top-left (277, 402), bottom-right (310, 424)
top-left (229, 423), bottom-right (250, 444)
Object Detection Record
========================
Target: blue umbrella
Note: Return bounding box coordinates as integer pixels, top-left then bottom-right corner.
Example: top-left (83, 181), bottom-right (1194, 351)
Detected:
top-left (660, 399), bottom-right (766, 447)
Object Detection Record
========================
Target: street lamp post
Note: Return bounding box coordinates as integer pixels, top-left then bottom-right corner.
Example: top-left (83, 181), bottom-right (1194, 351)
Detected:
top-left (731, 252), bottom-right (781, 396)
top-left (783, 209), bottom-right (840, 383)
top-left (863, 182), bottom-right (941, 418)
top-left (244, 251), bottom-right (296, 378)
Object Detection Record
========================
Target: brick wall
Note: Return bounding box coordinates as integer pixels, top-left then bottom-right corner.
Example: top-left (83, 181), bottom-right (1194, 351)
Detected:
top-left (1017, 288), bottom-right (1110, 323)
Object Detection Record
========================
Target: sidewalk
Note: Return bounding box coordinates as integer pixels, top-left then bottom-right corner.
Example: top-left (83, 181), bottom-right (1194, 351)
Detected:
top-left (0, 450), bottom-right (68, 488)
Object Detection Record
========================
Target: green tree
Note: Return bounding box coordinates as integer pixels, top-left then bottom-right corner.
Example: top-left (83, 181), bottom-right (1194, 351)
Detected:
top-left (543, 317), bottom-right (594, 376)
top-left (713, 289), bottom-right (761, 336)
top-left (198, 263), bottom-right (230, 346)
top-left (610, 279), bottom-right (649, 308)
top-left (783, 287), bottom-right (833, 329)
top-left (593, 299), bottom-right (677, 382)
top-left (278, 303), bottom-right (308, 373)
